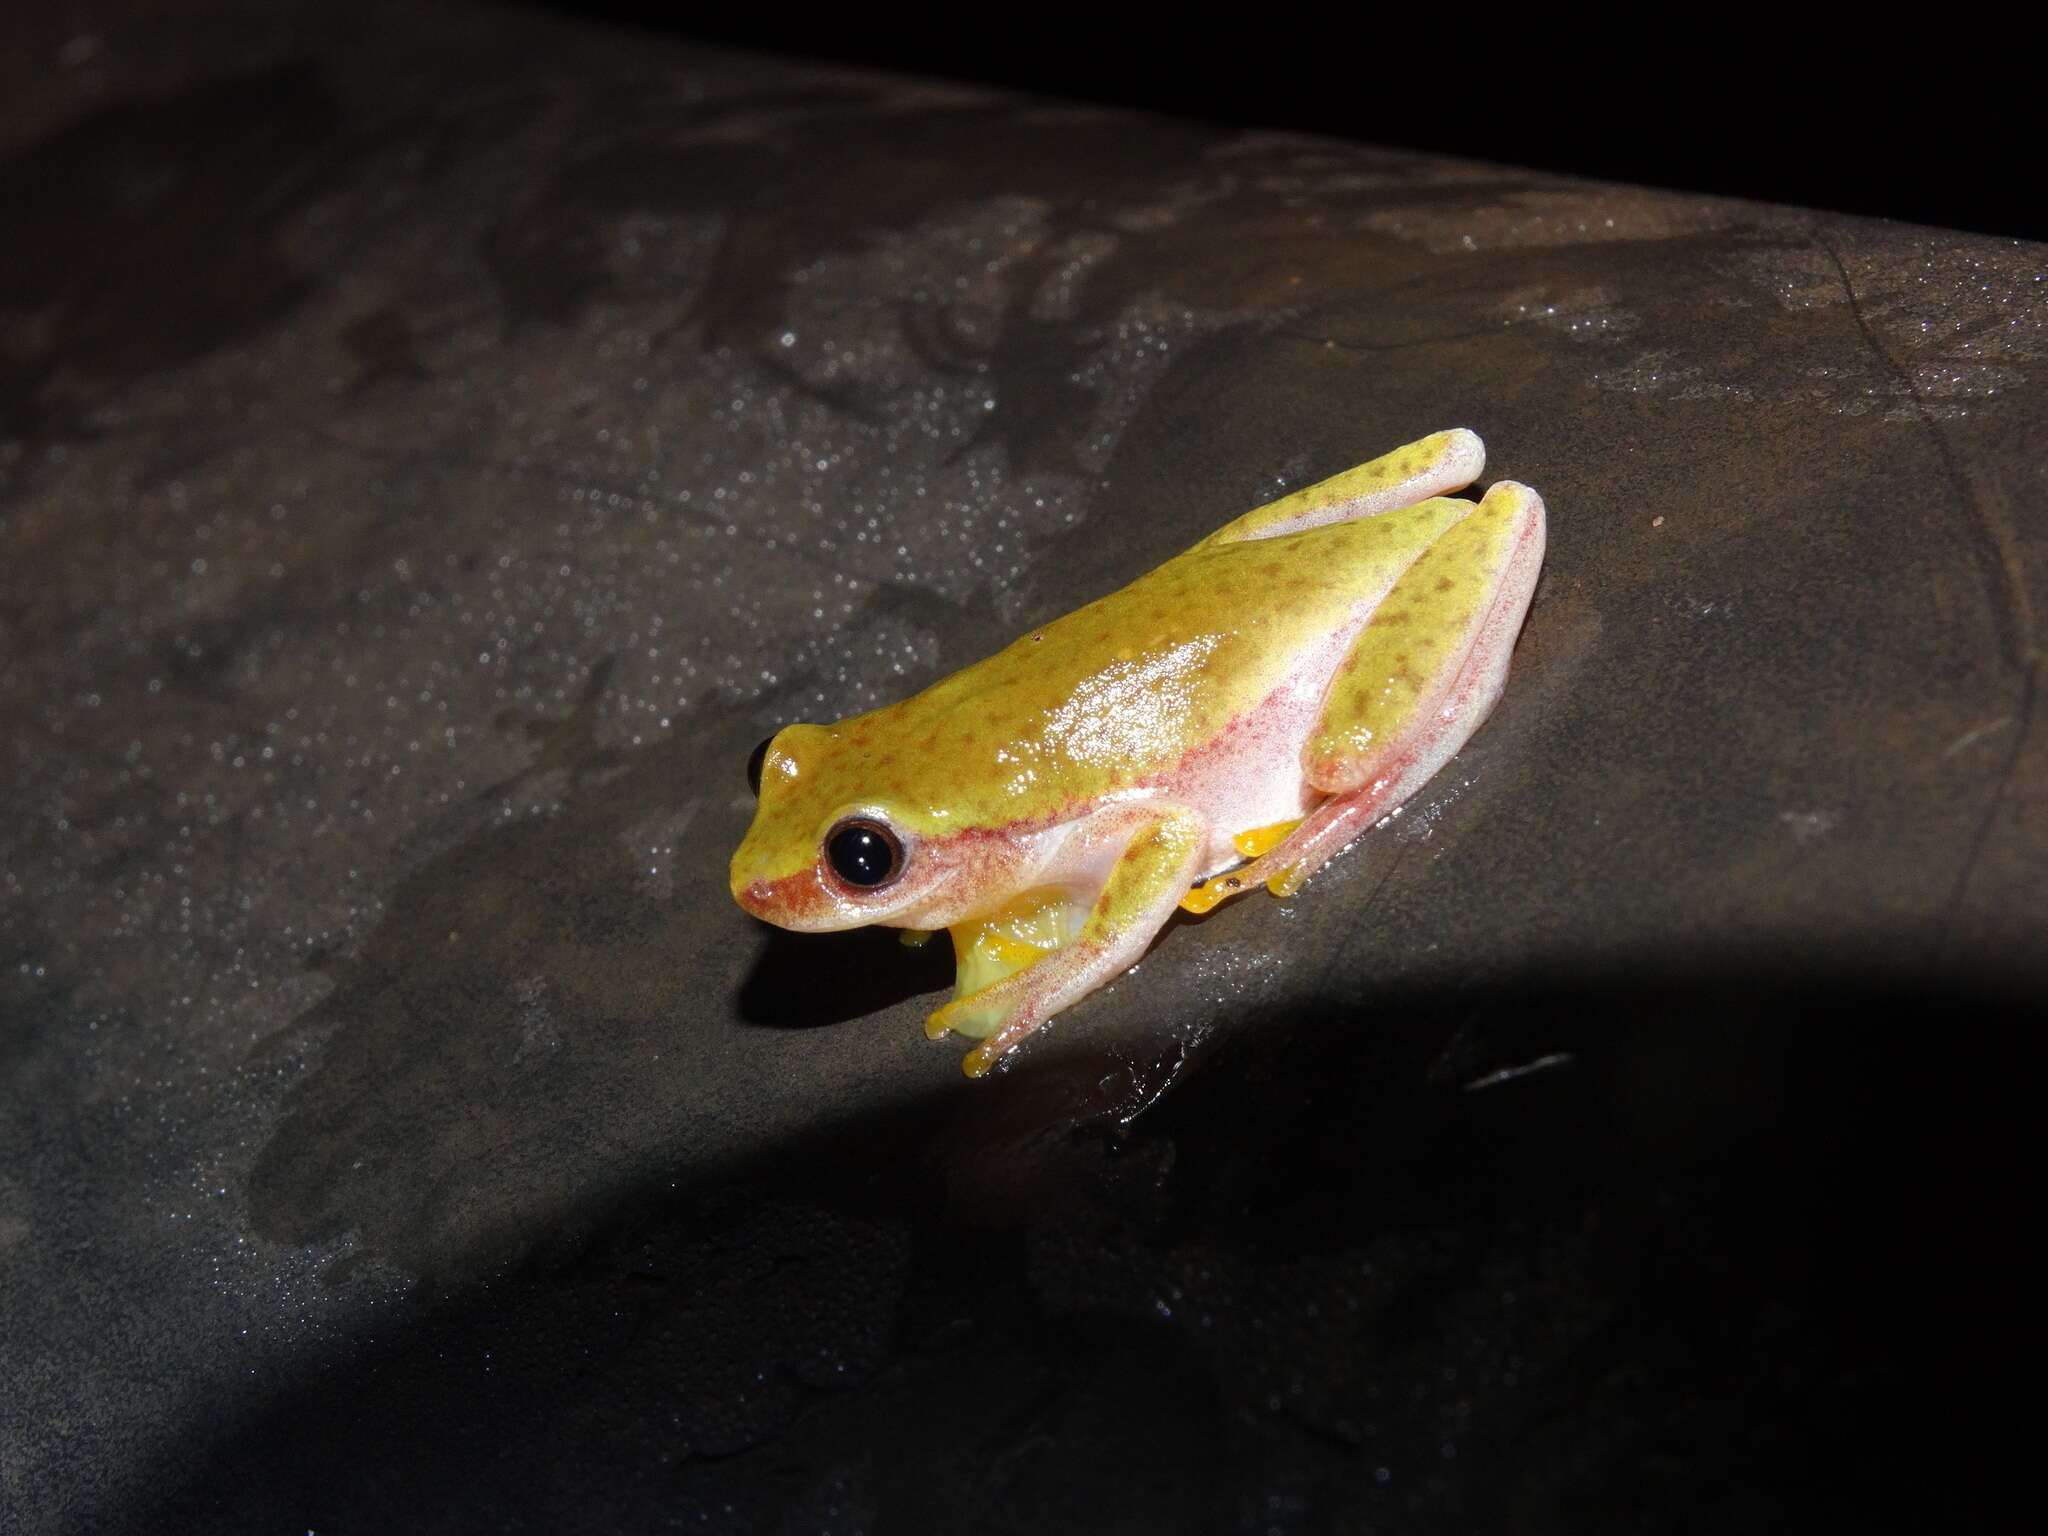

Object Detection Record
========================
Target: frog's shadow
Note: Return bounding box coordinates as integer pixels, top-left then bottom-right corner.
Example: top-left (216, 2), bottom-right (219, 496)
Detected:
top-left (736, 906), bottom-right (1228, 1032)
top-left (736, 920), bottom-right (955, 1028)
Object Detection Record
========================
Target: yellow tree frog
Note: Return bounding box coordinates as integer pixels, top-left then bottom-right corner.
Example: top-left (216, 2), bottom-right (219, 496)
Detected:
top-left (730, 429), bottom-right (1546, 1076)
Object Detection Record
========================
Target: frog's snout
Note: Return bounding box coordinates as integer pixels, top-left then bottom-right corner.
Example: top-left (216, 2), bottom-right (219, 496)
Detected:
top-left (728, 846), bottom-right (774, 911)
top-left (732, 861), bottom-right (853, 931)
top-left (728, 840), bottom-right (775, 914)
top-left (730, 855), bottom-right (826, 928)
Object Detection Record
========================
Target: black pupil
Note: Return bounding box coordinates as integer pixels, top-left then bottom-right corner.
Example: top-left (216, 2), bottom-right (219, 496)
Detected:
top-left (827, 823), bottom-right (898, 887)
top-left (745, 735), bottom-right (773, 796)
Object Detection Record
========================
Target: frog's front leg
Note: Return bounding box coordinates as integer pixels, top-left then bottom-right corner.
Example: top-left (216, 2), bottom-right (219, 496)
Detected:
top-left (1188, 479), bottom-right (1546, 911)
top-left (930, 808), bottom-right (1207, 1076)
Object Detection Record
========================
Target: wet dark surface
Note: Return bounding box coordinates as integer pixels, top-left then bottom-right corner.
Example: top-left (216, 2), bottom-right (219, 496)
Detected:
top-left (2, 3), bottom-right (2040, 1532)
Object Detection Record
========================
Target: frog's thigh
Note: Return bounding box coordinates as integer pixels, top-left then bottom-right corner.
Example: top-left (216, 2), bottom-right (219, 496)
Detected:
top-left (1309, 479), bottom-right (1545, 793)
top-left (938, 809), bottom-right (1207, 1076)
top-left (1202, 428), bottom-right (1485, 546)
top-left (1182, 481), bottom-right (1544, 910)
top-left (1227, 480), bottom-right (1544, 899)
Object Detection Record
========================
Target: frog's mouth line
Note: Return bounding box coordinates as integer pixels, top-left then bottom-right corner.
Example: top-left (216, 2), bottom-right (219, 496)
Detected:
top-left (731, 863), bottom-right (849, 929)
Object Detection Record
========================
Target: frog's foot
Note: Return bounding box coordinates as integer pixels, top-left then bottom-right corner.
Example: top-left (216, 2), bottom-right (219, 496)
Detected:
top-left (1180, 818), bottom-right (1303, 914)
top-left (1196, 792), bottom-right (1395, 905)
top-left (930, 809), bottom-right (1206, 1076)
top-left (930, 931), bottom-right (1143, 1076)
top-left (1180, 797), bottom-right (1381, 911)
top-left (927, 986), bottom-right (1067, 1078)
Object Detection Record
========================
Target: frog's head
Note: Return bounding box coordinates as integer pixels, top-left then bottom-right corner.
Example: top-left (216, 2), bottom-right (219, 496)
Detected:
top-left (731, 722), bottom-right (1008, 932)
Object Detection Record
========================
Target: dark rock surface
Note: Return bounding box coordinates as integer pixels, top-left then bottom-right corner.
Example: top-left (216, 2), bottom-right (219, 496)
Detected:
top-left (3, 3), bottom-right (2038, 1531)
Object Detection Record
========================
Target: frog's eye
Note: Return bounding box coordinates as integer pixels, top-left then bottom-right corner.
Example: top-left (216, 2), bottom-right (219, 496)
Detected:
top-left (745, 734), bottom-right (774, 796)
top-left (825, 817), bottom-right (904, 889)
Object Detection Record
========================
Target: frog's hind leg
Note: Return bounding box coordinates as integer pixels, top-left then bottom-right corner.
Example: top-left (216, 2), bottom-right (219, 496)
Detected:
top-left (1201, 428), bottom-right (1485, 547)
top-left (1184, 479), bottom-right (1545, 912)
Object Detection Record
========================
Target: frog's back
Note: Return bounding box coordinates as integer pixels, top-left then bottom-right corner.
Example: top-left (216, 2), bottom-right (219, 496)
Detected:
top-left (981, 497), bottom-right (1471, 709)
top-left (816, 501), bottom-right (1470, 829)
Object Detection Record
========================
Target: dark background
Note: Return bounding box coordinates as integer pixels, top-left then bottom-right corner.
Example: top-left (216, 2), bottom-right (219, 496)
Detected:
top-left (4, 4), bottom-right (2038, 1530)
top-left (560, 4), bottom-right (2044, 243)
